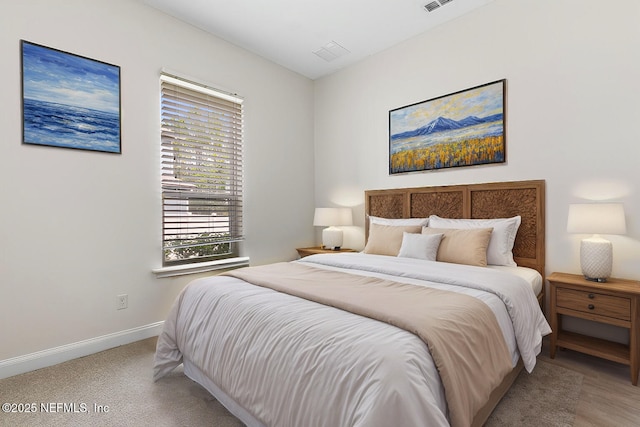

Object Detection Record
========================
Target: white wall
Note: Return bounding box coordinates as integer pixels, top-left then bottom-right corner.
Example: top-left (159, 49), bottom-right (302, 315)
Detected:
top-left (0, 0), bottom-right (315, 362)
top-left (314, 1), bottom-right (640, 339)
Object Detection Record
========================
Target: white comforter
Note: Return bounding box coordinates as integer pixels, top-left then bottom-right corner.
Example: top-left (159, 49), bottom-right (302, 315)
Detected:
top-left (154, 253), bottom-right (551, 427)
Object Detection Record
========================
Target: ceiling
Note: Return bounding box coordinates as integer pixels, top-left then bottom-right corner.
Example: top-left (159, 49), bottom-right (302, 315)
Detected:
top-left (143, 0), bottom-right (495, 80)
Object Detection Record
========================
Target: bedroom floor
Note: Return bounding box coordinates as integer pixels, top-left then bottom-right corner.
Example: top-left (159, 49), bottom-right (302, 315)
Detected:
top-left (0, 336), bottom-right (638, 426)
top-left (539, 336), bottom-right (640, 426)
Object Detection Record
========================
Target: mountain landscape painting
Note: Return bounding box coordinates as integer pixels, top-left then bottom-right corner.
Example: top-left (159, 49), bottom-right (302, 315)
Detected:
top-left (389, 80), bottom-right (505, 174)
top-left (21, 41), bottom-right (121, 153)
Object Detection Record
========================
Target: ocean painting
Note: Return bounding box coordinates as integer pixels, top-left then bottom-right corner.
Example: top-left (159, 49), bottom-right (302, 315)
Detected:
top-left (389, 80), bottom-right (505, 174)
top-left (21, 41), bottom-right (121, 153)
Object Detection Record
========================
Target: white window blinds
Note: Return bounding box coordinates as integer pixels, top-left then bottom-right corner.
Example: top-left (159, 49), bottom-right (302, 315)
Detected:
top-left (160, 73), bottom-right (244, 266)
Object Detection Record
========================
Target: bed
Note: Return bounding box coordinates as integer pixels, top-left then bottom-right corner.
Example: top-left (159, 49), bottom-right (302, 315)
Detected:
top-left (154, 179), bottom-right (551, 427)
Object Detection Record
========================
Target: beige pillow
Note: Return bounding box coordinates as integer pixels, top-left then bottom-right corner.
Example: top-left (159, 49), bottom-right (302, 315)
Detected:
top-left (422, 227), bottom-right (493, 267)
top-left (363, 223), bottom-right (422, 256)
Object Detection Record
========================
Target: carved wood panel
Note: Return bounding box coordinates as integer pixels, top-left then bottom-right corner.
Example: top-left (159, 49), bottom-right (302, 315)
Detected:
top-left (410, 191), bottom-right (464, 218)
top-left (368, 193), bottom-right (405, 219)
top-left (470, 188), bottom-right (539, 260)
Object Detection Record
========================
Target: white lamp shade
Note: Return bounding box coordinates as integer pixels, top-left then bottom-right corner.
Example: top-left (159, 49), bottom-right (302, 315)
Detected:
top-left (313, 208), bottom-right (353, 227)
top-left (567, 203), bottom-right (626, 235)
top-left (567, 203), bottom-right (626, 282)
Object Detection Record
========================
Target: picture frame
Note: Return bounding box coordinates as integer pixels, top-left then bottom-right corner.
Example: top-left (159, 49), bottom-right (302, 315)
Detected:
top-left (21, 40), bottom-right (121, 154)
top-left (389, 79), bottom-right (506, 174)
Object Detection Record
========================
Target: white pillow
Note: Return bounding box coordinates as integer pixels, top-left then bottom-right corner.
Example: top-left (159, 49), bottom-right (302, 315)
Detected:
top-left (427, 215), bottom-right (521, 267)
top-left (397, 232), bottom-right (443, 261)
top-left (369, 216), bottom-right (429, 227)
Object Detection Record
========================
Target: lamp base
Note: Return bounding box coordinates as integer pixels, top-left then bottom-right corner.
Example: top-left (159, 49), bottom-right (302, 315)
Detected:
top-left (580, 236), bottom-right (612, 283)
top-left (322, 226), bottom-right (343, 250)
top-left (584, 276), bottom-right (608, 283)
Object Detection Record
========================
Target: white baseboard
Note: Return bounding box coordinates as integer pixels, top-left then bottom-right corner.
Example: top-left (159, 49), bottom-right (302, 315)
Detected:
top-left (0, 321), bottom-right (164, 380)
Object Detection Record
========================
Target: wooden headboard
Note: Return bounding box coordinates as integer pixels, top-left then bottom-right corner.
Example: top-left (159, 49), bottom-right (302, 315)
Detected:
top-left (365, 180), bottom-right (546, 281)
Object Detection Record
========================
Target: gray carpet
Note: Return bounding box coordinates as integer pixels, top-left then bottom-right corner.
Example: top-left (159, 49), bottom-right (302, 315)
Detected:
top-left (0, 338), bottom-right (241, 427)
top-left (486, 359), bottom-right (584, 426)
top-left (0, 338), bottom-right (583, 426)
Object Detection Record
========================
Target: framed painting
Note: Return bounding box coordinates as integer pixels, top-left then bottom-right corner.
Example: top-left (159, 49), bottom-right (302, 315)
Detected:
top-left (21, 40), bottom-right (121, 154)
top-left (389, 79), bottom-right (505, 174)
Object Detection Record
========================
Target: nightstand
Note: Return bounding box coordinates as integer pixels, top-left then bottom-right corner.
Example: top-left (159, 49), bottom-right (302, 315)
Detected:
top-left (296, 247), bottom-right (357, 258)
top-left (548, 272), bottom-right (640, 386)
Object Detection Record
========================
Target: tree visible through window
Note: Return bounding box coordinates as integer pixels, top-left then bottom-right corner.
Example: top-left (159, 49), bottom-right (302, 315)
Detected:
top-left (160, 74), bottom-right (243, 266)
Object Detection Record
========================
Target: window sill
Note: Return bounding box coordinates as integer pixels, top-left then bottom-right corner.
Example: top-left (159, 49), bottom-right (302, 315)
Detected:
top-left (152, 256), bottom-right (250, 278)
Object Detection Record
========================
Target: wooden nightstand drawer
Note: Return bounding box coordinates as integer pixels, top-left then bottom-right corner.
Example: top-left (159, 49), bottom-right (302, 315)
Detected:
top-left (556, 288), bottom-right (630, 321)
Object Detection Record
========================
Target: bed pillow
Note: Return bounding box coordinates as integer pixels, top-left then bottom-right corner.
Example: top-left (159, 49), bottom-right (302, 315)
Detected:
top-left (422, 227), bottom-right (493, 267)
top-left (369, 216), bottom-right (429, 227)
top-left (363, 223), bottom-right (422, 256)
top-left (427, 215), bottom-right (521, 267)
top-left (397, 232), bottom-right (443, 261)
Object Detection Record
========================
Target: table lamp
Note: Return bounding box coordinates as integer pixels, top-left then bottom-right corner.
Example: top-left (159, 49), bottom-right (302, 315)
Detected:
top-left (313, 208), bottom-right (353, 250)
top-left (567, 203), bottom-right (626, 282)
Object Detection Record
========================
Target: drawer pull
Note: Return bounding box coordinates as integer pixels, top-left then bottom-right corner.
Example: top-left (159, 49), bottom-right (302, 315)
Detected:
top-left (588, 304), bottom-right (595, 310)
top-left (588, 293), bottom-right (595, 299)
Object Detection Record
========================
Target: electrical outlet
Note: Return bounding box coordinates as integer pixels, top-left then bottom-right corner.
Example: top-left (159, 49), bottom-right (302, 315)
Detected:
top-left (117, 294), bottom-right (128, 310)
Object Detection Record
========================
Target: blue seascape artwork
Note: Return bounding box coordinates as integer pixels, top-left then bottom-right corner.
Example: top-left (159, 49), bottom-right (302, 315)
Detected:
top-left (22, 41), bottom-right (121, 153)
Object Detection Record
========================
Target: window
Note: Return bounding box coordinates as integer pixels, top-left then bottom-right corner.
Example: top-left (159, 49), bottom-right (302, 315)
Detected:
top-left (160, 73), bottom-right (243, 266)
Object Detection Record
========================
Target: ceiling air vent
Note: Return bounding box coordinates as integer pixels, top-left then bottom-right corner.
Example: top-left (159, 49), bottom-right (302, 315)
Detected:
top-left (424, 1), bottom-right (440, 12)
top-left (313, 41), bottom-right (350, 62)
top-left (424, 0), bottom-right (453, 12)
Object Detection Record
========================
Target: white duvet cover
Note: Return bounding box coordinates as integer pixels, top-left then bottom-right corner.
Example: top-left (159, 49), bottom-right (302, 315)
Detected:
top-left (154, 253), bottom-right (551, 427)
